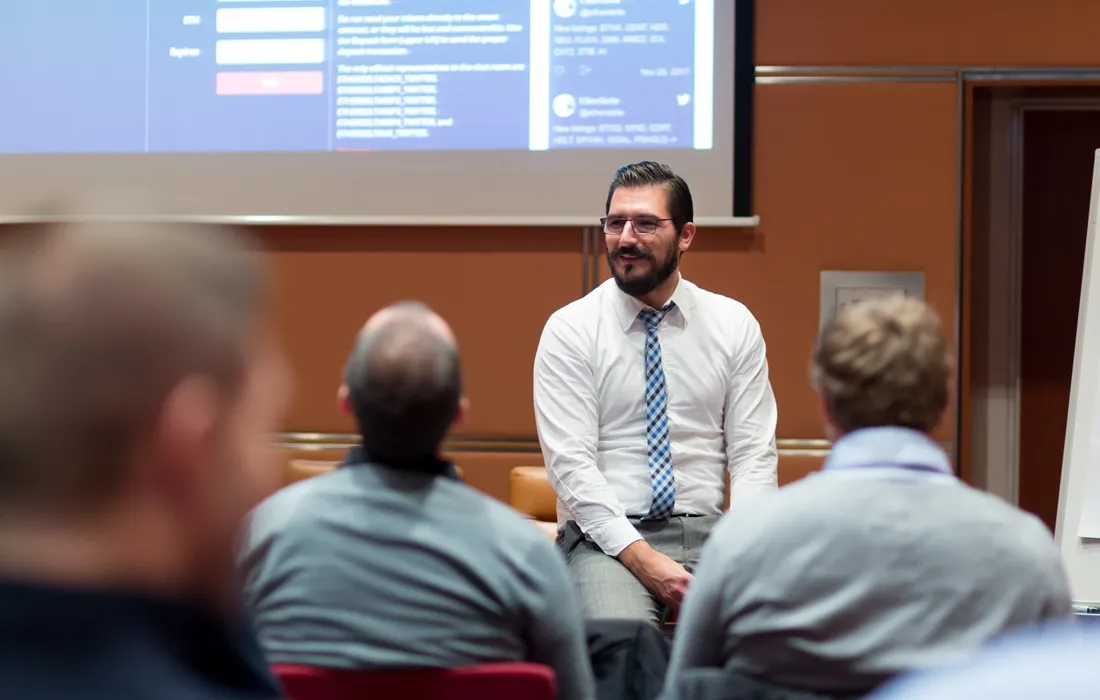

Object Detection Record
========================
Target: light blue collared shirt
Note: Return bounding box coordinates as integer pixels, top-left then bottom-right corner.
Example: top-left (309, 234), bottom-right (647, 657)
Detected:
top-left (664, 427), bottom-right (1072, 696)
top-left (870, 621), bottom-right (1098, 698)
top-left (823, 426), bottom-right (953, 476)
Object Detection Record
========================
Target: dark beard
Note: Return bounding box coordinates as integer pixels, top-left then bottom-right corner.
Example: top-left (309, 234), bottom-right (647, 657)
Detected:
top-left (608, 241), bottom-right (680, 298)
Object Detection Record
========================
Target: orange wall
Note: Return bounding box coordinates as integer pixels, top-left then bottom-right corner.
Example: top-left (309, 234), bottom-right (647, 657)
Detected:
top-left (12, 2), bottom-right (1090, 492)
top-left (264, 227), bottom-right (582, 437)
top-left (756, 0), bottom-right (1100, 66)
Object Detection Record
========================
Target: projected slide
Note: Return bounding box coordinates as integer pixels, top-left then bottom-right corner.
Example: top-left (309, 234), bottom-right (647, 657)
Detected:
top-left (0, 0), bottom-right (714, 154)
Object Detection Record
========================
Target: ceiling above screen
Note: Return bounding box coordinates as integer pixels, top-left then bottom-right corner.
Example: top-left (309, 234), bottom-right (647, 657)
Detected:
top-left (0, 0), bottom-right (752, 225)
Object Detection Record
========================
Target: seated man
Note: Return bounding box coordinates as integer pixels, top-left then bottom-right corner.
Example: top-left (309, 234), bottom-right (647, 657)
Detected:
top-left (0, 218), bottom-right (290, 699)
top-left (534, 162), bottom-right (778, 626)
top-left (240, 302), bottom-right (595, 700)
top-left (664, 296), bottom-right (1072, 697)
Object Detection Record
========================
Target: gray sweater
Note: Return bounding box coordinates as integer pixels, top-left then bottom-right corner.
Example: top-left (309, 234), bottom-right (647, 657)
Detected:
top-left (239, 461), bottom-right (595, 700)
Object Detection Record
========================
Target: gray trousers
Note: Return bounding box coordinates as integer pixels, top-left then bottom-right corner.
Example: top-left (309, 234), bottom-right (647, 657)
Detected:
top-left (558, 515), bottom-right (719, 625)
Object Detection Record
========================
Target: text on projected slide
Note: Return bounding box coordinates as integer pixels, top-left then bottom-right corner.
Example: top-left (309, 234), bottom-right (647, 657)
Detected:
top-left (0, 0), bottom-right (715, 154)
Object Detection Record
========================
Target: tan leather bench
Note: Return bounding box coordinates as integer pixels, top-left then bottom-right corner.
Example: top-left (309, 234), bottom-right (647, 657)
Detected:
top-left (285, 459), bottom-right (339, 486)
top-left (280, 447), bottom-right (348, 487)
top-left (510, 466), bottom-right (559, 539)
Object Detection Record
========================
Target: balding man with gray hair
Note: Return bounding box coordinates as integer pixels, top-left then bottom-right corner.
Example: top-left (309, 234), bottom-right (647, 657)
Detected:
top-left (240, 302), bottom-right (595, 700)
top-left (340, 301), bottom-right (466, 466)
top-left (0, 216), bottom-right (292, 699)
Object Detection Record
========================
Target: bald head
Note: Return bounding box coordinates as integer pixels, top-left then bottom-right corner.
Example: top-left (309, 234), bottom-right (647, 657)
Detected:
top-left (343, 302), bottom-right (463, 462)
top-left (0, 218), bottom-right (266, 517)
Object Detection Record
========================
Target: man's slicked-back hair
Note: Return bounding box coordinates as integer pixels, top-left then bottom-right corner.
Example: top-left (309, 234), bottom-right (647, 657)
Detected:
top-left (605, 161), bottom-right (694, 234)
top-left (0, 214), bottom-right (267, 518)
top-left (343, 301), bottom-right (463, 462)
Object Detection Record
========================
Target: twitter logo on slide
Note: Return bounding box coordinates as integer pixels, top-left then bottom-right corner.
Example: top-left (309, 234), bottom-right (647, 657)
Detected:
top-left (554, 0), bottom-right (577, 18)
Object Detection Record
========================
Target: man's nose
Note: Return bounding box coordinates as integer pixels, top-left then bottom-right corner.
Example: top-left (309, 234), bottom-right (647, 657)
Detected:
top-left (618, 221), bottom-right (640, 245)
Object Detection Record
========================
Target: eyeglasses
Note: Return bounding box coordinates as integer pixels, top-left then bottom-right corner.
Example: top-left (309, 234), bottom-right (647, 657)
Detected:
top-left (601, 216), bottom-right (672, 236)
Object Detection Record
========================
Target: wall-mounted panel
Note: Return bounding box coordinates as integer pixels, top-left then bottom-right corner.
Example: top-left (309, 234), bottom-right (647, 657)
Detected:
top-left (262, 227), bottom-right (583, 436)
top-left (601, 81), bottom-right (958, 439)
top-left (758, 0), bottom-right (1100, 67)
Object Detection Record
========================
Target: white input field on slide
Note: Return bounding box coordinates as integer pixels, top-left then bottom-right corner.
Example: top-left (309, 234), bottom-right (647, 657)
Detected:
top-left (216, 7), bottom-right (326, 34)
top-left (216, 39), bottom-right (325, 66)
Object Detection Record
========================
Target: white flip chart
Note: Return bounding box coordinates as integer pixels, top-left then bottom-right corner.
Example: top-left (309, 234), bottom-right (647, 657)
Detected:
top-left (1056, 150), bottom-right (1100, 603)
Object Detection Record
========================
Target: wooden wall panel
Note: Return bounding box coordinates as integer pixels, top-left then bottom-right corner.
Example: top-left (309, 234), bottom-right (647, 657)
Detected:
top-left (260, 227), bottom-right (583, 436)
top-left (757, 0), bottom-right (1100, 67)
top-left (600, 82), bottom-right (958, 440)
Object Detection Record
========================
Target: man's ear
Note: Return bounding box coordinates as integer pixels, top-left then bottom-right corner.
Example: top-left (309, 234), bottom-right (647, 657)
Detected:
top-left (151, 376), bottom-right (221, 500)
top-left (337, 385), bottom-right (351, 415)
top-left (818, 393), bottom-right (840, 442)
top-left (159, 376), bottom-right (220, 453)
top-left (453, 395), bottom-right (470, 429)
top-left (678, 222), bottom-right (696, 252)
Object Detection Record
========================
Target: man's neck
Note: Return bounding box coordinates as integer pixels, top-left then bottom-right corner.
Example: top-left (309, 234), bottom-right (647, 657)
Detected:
top-left (0, 510), bottom-right (194, 600)
top-left (635, 271), bottom-right (681, 310)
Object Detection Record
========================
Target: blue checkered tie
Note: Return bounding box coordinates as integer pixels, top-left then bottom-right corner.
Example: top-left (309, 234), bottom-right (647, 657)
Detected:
top-left (638, 304), bottom-right (676, 520)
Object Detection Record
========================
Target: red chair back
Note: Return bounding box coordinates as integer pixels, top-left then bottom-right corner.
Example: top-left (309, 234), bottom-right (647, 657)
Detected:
top-left (273, 662), bottom-right (556, 700)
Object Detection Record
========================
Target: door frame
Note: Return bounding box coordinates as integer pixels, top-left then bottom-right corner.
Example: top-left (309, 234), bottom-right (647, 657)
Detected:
top-left (967, 93), bottom-right (1100, 505)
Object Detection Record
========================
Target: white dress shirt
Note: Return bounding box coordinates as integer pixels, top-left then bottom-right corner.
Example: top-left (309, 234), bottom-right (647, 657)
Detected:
top-left (533, 275), bottom-right (778, 557)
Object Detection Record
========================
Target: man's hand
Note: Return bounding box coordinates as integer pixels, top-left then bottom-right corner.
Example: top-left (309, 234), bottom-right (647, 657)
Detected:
top-left (617, 540), bottom-right (693, 610)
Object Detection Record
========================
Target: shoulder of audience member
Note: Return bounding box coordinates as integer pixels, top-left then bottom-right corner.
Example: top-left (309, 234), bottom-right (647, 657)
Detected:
top-left (470, 487), bottom-right (553, 541)
top-left (245, 471), bottom-right (337, 540)
top-left (706, 488), bottom-right (790, 552)
top-left (998, 498), bottom-right (1065, 557)
top-left (953, 482), bottom-right (1058, 542)
top-left (871, 621), bottom-right (1094, 698)
top-left (736, 473), bottom-right (1061, 560)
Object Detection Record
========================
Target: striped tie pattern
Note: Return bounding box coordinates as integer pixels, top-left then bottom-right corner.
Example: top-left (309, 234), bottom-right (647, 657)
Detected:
top-left (638, 303), bottom-right (676, 520)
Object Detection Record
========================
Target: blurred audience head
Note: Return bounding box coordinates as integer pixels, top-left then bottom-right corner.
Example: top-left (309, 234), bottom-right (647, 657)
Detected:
top-left (339, 301), bottom-right (466, 463)
top-left (812, 296), bottom-right (952, 439)
top-left (0, 209), bottom-right (291, 607)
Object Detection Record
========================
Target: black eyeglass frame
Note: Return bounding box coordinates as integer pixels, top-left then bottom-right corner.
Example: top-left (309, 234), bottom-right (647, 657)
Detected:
top-left (600, 216), bottom-right (673, 236)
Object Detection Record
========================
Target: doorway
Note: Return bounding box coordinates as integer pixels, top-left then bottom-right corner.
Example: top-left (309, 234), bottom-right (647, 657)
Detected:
top-left (969, 88), bottom-right (1100, 532)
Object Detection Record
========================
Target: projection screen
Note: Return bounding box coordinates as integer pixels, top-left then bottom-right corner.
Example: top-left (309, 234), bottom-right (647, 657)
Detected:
top-left (0, 0), bottom-right (752, 225)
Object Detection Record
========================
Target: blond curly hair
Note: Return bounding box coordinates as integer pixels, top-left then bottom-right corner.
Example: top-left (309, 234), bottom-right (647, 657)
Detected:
top-left (812, 295), bottom-right (953, 435)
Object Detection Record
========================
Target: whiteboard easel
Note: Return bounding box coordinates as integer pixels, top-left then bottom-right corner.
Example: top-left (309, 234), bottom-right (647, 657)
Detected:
top-left (1056, 150), bottom-right (1100, 605)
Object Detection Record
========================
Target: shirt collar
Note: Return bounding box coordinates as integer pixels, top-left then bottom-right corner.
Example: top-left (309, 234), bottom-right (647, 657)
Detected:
top-left (823, 426), bottom-right (954, 475)
top-left (611, 273), bottom-right (695, 332)
top-left (341, 444), bottom-right (462, 480)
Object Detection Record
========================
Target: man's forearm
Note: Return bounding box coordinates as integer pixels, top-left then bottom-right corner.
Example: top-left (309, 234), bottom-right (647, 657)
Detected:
top-left (617, 540), bottom-right (693, 610)
top-left (616, 539), bottom-right (653, 573)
